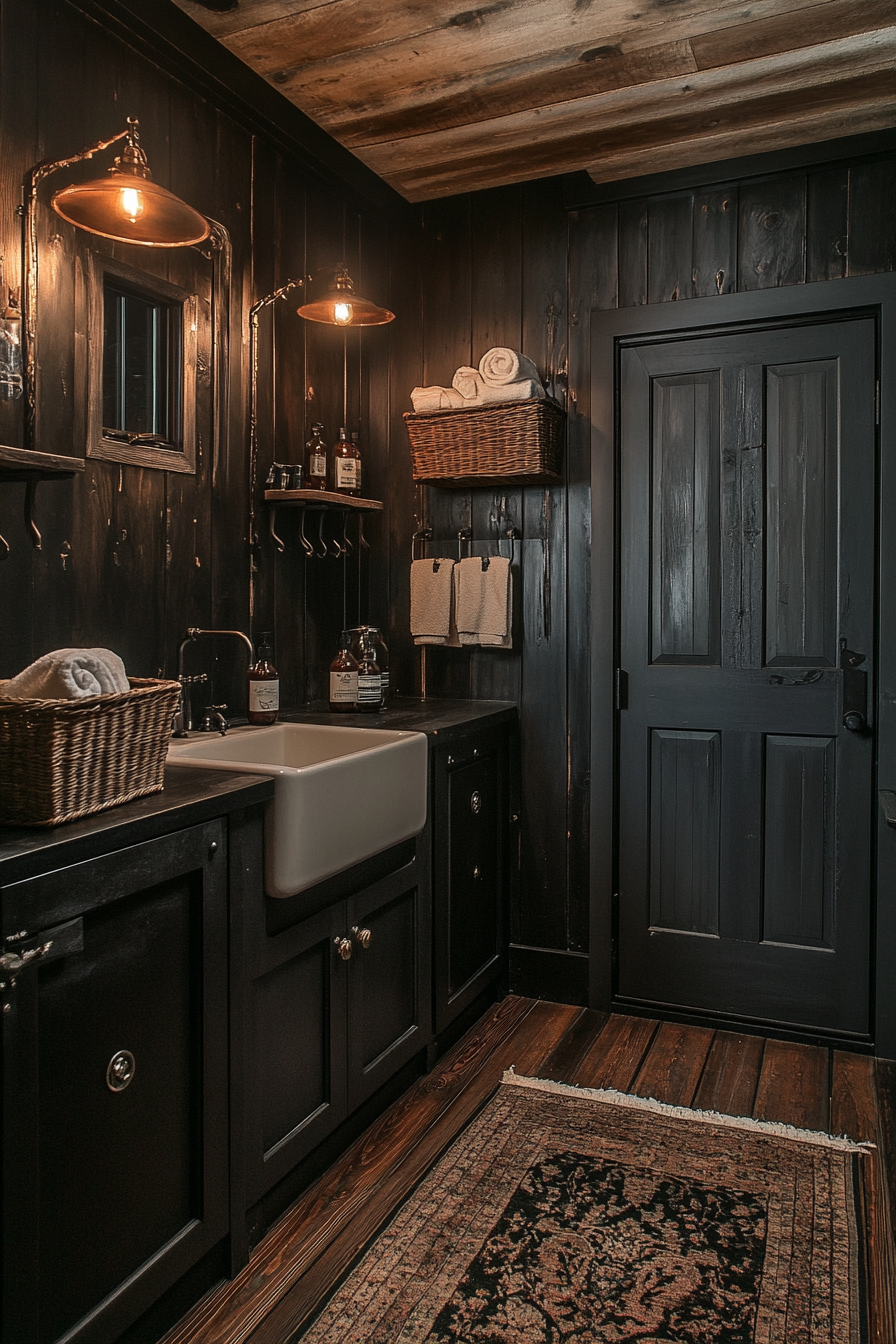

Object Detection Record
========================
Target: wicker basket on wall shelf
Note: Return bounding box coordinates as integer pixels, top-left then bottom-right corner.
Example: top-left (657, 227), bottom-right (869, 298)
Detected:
top-left (404, 397), bottom-right (565, 487)
top-left (0, 677), bottom-right (181, 827)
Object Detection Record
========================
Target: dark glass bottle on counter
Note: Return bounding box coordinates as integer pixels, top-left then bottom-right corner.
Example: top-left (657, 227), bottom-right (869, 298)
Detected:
top-left (332, 426), bottom-right (361, 496)
top-left (349, 626), bottom-right (388, 709)
top-left (247, 634), bottom-right (279, 724)
top-left (304, 422), bottom-right (328, 491)
top-left (355, 631), bottom-right (382, 712)
top-left (329, 631), bottom-right (359, 712)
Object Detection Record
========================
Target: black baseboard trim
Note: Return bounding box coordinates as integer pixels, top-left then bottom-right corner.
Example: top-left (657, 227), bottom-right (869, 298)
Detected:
top-left (509, 945), bottom-right (589, 1006)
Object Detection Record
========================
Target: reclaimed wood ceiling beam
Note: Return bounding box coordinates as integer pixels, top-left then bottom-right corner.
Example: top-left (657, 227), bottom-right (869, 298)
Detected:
top-left (363, 30), bottom-right (896, 198)
top-left (170, 0), bottom-right (896, 200)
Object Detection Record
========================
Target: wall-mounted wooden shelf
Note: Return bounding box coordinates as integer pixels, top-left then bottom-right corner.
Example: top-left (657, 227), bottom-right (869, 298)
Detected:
top-left (264, 488), bottom-right (383, 511)
top-left (0, 444), bottom-right (85, 478)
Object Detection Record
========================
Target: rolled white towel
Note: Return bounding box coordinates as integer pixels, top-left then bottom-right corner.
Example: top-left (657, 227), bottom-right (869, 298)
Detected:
top-left (472, 379), bottom-right (545, 405)
top-left (410, 385), bottom-right (466, 412)
top-left (2, 648), bottom-right (130, 700)
top-left (452, 366), bottom-right (484, 400)
top-left (478, 347), bottom-right (541, 388)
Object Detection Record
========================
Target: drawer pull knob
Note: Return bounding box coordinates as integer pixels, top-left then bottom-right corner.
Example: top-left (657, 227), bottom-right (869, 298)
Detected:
top-left (334, 936), bottom-right (353, 961)
top-left (352, 925), bottom-right (373, 949)
top-left (106, 1050), bottom-right (136, 1092)
top-left (470, 790), bottom-right (482, 815)
top-left (473, 866), bottom-right (481, 880)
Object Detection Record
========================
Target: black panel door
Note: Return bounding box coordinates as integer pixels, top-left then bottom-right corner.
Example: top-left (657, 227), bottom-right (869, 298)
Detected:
top-left (618, 317), bottom-right (876, 1035)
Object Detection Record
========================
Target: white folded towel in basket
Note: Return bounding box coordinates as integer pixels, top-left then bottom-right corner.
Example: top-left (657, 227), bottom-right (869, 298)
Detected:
top-left (410, 385), bottom-right (467, 412)
top-left (478, 347), bottom-right (541, 388)
top-left (2, 648), bottom-right (130, 700)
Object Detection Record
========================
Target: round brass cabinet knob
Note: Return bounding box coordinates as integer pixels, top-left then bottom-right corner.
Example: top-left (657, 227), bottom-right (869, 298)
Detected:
top-left (334, 936), bottom-right (353, 961)
top-left (470, 790), bottom-right (482, 815)
top-left (351, 926), bottom-right (372, 949)
top-left (106, 1050), bottom-right (136, 1092)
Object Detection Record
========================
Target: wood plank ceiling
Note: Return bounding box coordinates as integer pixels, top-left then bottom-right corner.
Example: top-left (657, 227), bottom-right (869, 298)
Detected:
top-left (174, 0), bottom-right (896, 200)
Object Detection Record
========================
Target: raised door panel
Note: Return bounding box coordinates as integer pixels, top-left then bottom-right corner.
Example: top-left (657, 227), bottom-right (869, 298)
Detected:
top-left (2, 822), bottom-right (228, 1344)
top-left (346, 863), bottom-right (431, 1110)
top-left (246, 901), bottom-right (348, 1201)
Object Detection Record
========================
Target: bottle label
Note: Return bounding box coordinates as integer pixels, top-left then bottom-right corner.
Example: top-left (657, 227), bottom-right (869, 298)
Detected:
top-left (330, 670), bottom-right (358, 703)
top-left (335, 458), bottom-right (358, 490)
top-left (355, 459), bottom-right (362, 492)
top-left (357, 674), bottom-right (381, 703)
top-left (309, 452), bottom-right (326, 478)
top-left (249, 679), bottom-right (279, 712)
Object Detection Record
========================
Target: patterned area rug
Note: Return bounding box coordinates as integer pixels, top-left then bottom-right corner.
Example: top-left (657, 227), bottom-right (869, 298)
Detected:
top-left (299, 1072), bottom-right (871, 1344)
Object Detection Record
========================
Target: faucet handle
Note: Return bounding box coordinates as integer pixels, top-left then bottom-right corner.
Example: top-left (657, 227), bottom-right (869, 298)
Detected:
top-left (199, 704), bottom-right (229, 735)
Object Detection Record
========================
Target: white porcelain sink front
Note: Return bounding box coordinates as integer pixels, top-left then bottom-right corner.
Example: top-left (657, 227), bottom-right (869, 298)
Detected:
top-left (167, 722), bottom-right (428, 898)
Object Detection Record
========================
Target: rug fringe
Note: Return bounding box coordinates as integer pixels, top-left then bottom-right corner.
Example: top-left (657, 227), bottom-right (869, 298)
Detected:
top-left (501, 1070), bottom-right (876, 1153)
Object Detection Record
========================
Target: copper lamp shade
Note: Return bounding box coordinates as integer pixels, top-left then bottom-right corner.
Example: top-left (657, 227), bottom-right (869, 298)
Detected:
top-left (50, 131), bottom-right (210, 248)
top-left (297, 267), bottom-right (394, 326)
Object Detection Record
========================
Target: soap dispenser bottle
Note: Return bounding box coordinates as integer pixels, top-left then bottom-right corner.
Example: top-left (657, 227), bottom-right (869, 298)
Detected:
top-left (247, 633), bottom-right (279, 724)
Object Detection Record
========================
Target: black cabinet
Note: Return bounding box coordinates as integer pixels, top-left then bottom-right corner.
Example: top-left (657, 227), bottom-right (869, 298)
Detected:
top-left (241, 842), bottom-right (432, 1211)
top-left (432, 725), bottom-right (509, 1034)
top-left (1, 821), bottom-right (229, 1344)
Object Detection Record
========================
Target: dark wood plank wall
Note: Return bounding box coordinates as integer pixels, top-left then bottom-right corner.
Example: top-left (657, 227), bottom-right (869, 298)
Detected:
top-left (0, 0), bottom-right (399, 715)
top-left (407, 150), bottom-right (896, 998)
top-left (3, 1), bottom-right (896, 1010)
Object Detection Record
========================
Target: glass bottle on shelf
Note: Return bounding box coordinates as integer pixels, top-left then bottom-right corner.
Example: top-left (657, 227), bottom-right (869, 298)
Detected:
top-left (351, 431), bottom-right (363, 497)
top-left (304, 422), bottom-right (328, 491)
top-left (247, 633), bottom-right (279, 724)
top-left (329, 631), bottom-right (359, 713)
top-left (332, 426), bottom-right (360, 497)
top-left (355, 630), bottom-right (382, 713)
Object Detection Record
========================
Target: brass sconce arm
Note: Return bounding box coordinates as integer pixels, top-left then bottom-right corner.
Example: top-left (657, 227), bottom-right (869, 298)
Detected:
top-left (21, 123), bottom-right (136, 450)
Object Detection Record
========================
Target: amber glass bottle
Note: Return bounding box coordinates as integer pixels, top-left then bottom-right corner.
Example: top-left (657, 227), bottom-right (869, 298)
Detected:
top-left (329, 631), bottom-right (359, 712)
top-left (304, 422), bottom-right (328, 491)
top-left (351, 431), bottom-right (363, 497)
top-left (332, 426), bottom-right (360, 496)
top-left (247, 634), bottom-right (279, 724)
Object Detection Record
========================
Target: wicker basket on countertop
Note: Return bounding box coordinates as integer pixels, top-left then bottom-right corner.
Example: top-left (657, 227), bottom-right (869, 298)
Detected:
top-left (404, 397), bottom-right (565, 486)
top-left (0, 677), bottom-right (181, 827)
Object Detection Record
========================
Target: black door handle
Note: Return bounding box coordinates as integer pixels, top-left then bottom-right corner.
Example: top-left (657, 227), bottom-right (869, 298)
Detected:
top-left (840, 639), bottom-right (868, 732)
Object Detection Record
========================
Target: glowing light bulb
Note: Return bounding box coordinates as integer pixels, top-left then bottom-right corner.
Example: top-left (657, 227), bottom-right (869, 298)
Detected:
top-left (334, 301), bottom-right (353, 325)
top-left (118, 186), bottom-right (144, 224)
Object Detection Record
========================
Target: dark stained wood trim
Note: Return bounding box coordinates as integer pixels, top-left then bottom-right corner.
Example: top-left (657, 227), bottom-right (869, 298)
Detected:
top-left (562, 128), bottom-right (896, 209)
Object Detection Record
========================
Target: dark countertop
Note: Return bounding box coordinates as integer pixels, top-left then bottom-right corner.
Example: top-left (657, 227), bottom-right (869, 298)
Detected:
top-left (0, 767), bottom-right (274, 885)
top-left (283, 697), bottom-right (517, 739)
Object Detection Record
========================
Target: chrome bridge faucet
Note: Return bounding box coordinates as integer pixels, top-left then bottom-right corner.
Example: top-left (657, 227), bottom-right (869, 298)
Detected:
top-left (172, 627), bottom-right (254, 736)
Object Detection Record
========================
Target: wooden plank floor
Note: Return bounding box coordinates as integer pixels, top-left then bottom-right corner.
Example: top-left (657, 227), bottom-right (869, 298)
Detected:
top-left (163, 997), bottom-right (896, 1344)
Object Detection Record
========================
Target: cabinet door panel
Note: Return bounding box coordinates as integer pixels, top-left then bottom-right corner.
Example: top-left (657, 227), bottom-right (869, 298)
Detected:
top-left (246, 902), bottom-right (347, 1201)
top-left (346, 868), bottom-right (431, 1110)
top-left (2, 821), bottom-right (228, 1344)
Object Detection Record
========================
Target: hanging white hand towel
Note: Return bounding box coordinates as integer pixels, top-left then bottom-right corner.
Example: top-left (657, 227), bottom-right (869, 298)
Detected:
top-left (478, 347), bottom-right (541, 388)
top-left (455, 556), bottom-right (513, 649)
top-left (2, 648), bottom-right (130, 699)
top-left (479, 556), bottom-right (512, 648)
top-left (411, 558), bottom-right (457, 645)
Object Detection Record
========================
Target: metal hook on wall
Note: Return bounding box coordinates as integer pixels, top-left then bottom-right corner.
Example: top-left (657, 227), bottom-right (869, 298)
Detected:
top-left (268, 505), bottom-right (286, 553)
top-left (502, 525), bottom-right (520, 564)
top-left (457, 527), bottom-right (471, 560)
top-left (298, 507), bottom-right (315, 558)
top-left (411, 525), bottom-right (432, 562)
top-left (0, 530), bottom-right (9, 561)
top-left (316, 511), bottom-right (329, 559)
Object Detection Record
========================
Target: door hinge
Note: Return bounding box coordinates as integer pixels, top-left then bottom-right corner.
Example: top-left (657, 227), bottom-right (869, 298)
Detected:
top-left (614, 669), bottom-right (628, 712)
